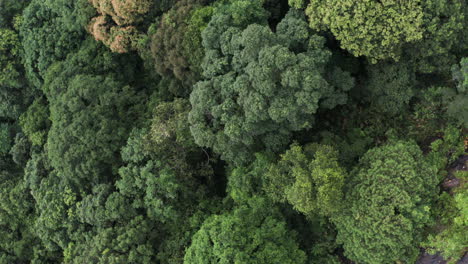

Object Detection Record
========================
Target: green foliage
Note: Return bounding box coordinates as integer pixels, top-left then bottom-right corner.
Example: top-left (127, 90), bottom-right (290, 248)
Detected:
top-left (149, 98), bottom-right (198, 152)
top-left (227, 152), bottom-right (273, 203)
top-left (364, 61), bottom-right (416, 115)
top-left (409, 87), bottom-right (450, 141)
top-left (9, 133), bottom-right (31, 166)
top-left (425, 170), bottom-right (467, 263)
top-left (0, 28), bottom-right (27, 120)
top-left (0, 0), bottom-right (465, 262)
top-left (19, 98), bottom-right (50, 146)
top-left (20, 0), bottom-right (94, 89)
top-left (64, 215), bottom-right (158, 263)
top-left (319, 129), bottom-right (373, 168)
top-left (305, 0), bottom-right (467, 68)
top-left (425, 126), bottom-right (465, 179)
top-left (182, 5), bottom-right (214, 75)
top-left (189, 9), bottom-right (354, 164)
top-left (0, 162), bottom-right (40, 263)
top-left (0, 28), bottom-right (20, 87)
top-left (306, 0), bottom-right (424, 62)
top-left (150, 0), bottom-right (208, 90)
top-left (288, 0), bottom-right (304, 9)
top-left (406, 0), bottom-right (467, 73)
top-left (334, 140), bottom-right (438, 264)
top-left (264, 143), bottom-right (346, 218)
top-left (31, 172), bottom-right (78, 256)
top-left (184, 197), bottom-right (307, 264)
top-left (115, 100), bottom-right (218, 263)
top-left (0, 123), bottom-right (12, 155)
top-left (444, 57), bottom-right (468, 127)
top-left (44, 39), bottom-right (143, 187)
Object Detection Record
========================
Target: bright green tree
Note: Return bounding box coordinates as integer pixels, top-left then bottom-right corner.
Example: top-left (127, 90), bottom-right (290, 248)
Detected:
top-left (424, 171), bottom-right (467, 264)
top-left (184, 197), bottom-right (307, 264)
top-left (305, 0), bottom-right (466, 70)
top-left (264, 143), bottom-right (347, 218)
top-left (334, 140), bottom-right (438, 264)
top-left (306, 0), bottom-right (424, 62)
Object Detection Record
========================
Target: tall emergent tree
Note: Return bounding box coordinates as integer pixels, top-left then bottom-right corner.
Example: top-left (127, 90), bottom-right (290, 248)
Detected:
top-left (304, 0), bottom-right (467, 72)
top-left (43, 39), bottom-right (143, 187)
top-left (20, 0), bottom-right (94, 89)
top-left (189, 5), bottom-right (354, 164)
top-left (334, 140), bottom-right (438, 264)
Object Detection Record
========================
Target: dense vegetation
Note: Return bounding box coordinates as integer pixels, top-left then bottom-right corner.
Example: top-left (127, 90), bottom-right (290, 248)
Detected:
top-left (0, 0), bottom-right (466, 263)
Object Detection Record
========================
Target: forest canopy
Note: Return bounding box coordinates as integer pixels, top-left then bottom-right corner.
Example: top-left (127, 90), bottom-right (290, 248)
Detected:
top-left (0, 0), bottom-right (466, 263)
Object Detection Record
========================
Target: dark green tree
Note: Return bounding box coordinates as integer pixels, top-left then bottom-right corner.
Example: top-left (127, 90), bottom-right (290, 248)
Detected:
top-left (20, 0), bottom-right (94, 89)
top-left (0, 0), bottom-right (30, 27)
top-left (0, 28), bottom-right (27, 120)
top-left (189, 8), bottom-right (354, 164)
top-left (363, 61), bottom-right (416, 115)
top-left (444, 57), bottom-right (468, 127)
top-left (104, 99), bottom-right (219, 263)
top-left (43, 39), bottom-right (144, 187)
top-left (19, 97), bottom-right (51, 146)
top-left (150, 0), bottom-right (209, 90)
top-left (0, 157), bottom-right (38, 263)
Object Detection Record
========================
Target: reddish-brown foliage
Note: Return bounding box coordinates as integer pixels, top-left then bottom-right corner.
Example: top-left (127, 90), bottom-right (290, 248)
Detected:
top-left (87, 0), bottom-right (151, 53)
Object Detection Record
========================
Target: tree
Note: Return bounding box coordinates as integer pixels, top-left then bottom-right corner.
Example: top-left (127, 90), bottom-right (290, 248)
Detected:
top-left (0, 28), bottom-right (27, 120)
top-left (264, 143), bottom-right (347, 218)
top-left (424, 171), bottom-right (467, 264)
top-left (184, 197), bottom-right (307, 264)
top-left (112, 99), bottom-right (219, 263)
top-left (189, 8), bottom-right (354, 164)
top-left (19, 97), bottom-right (51, 146)
top-left (305, 0), bottom-right (466, 69)
top-left (306, 0), bottom-right (424, 63)
top-left (227, 152), bottom-right (274, 203)
top-left (0, 162), bottom-right (42, 263)
top-left (334, 140), bottom-right (438, 264)
top-left (150, 0), bottom-right (209, 90)
top-left (0, 0), bottom-right (30, 27)
top-left (444, 57), bottom-right (468, 127)
top-left (63, 185), bottom-right (159, 264)
top-left (20, 0), bottom-right (94, 89)
top-left (31, 172), bottom-right (80, 260)
top-left (363, 61), bottom-right (416, 115)
top-left (44, 39), bottom-right (144, 187)
top-left (406, 0), bottom-right (467, 73)
top-left (0, 123), bottom-right (13, 155)
top-left (87, 0), bottom-right (177, 53)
